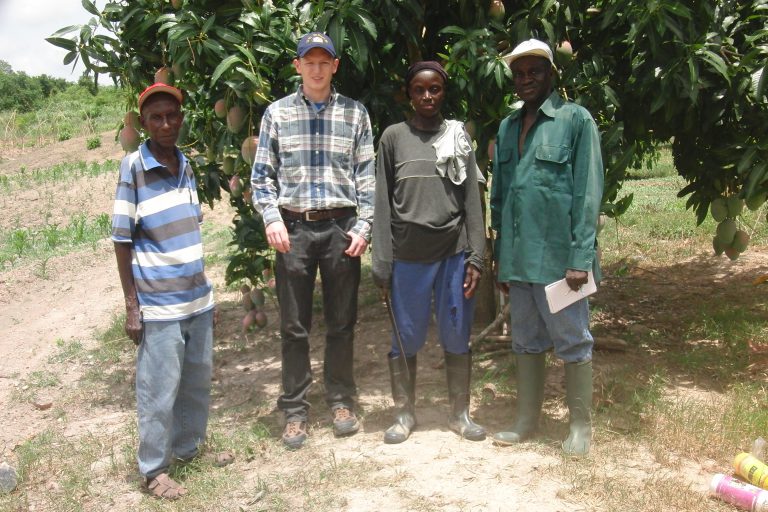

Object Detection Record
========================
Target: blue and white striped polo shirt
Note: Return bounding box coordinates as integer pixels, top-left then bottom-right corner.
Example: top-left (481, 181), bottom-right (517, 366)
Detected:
top-left (111, 142), bottom-right (214, 321)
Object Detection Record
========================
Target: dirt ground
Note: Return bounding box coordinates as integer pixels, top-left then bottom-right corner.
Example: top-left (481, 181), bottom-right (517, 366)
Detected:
top-left (0, 132), bottom-right (766, 511)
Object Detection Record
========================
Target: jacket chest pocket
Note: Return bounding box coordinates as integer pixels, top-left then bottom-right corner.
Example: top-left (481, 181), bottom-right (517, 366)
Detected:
top-left (533, 144), bottom-right (570, 188)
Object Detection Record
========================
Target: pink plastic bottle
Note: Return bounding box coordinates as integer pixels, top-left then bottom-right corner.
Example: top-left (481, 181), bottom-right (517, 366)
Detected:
top-left (710, 473), bottom-right (768, 512)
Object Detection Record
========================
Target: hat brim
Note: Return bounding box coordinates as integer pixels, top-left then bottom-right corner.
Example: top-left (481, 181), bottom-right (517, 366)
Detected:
top-left (138, 84), bottom-right (183, 111)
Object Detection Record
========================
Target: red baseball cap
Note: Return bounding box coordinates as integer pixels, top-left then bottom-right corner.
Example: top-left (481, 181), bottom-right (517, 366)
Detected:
top-left (138, 83), bottom-right (183, 112)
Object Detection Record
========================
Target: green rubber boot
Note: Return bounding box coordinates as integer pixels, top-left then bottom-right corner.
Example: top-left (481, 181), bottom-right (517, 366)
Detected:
top-left (492, 353), bottom-right (546, 446)
top-left (384, 354), bottom-right (417, 444)
top-left (562, 359), bottom-right (593, 456)
top-left (444, 352), bottom-right (486, 441)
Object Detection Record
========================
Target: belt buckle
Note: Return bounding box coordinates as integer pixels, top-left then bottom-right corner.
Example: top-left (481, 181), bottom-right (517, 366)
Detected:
top-left (303, 210), bottom-right (320, 221)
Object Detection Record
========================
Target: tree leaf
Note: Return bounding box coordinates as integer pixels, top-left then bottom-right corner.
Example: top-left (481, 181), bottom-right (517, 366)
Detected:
top-left (211, 54), bottom-right (242, 84)
top-left (81, 0), bottom-right (99, 16)
top-left (49, 25), bottom-right (80, 38)
top-left (45, 37), bottom-right (77, 51)
top-left (63, 50), bottom-right (78, 65)
top-left (236, 66), bottom-right (264, 89)
top-left (440, 26), bottom-right (466, 36)
top-left (348, 29), bottom-right (368, 73)
top-left (348, 6), bottom-right (377, 39)
top-left (757, 62), bottom-right (768, 99)
top-left (697, 49), bottom-right (731, 84)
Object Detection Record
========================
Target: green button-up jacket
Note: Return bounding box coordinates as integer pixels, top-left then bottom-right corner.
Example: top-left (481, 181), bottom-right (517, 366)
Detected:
top-left (490, 92), bottom-right (604, 285)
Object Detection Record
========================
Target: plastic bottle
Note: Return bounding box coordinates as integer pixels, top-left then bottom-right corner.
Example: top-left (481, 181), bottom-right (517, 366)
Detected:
top-left (735, 453), bottom-right (768, 490)
top-left (753, 438), bottom-right (768, 462)
top-left (710, 473), bottom-right (768, 511)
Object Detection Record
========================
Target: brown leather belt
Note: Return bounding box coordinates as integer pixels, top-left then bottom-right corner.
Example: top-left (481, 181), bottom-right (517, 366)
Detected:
top-left (280, 207), bottom-right (356, 222)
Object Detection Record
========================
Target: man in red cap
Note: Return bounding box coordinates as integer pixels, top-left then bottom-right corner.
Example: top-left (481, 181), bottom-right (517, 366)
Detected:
top-left (112, 83), bottom-right (229, 499)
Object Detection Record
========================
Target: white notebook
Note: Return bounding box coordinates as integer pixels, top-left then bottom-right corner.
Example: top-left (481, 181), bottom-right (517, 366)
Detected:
top-left (544, 272), bottom-right (597, 314)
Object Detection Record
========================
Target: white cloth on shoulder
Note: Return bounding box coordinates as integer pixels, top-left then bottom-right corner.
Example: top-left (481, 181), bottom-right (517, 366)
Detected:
top-left (432, 120), bottom-right (475, 185)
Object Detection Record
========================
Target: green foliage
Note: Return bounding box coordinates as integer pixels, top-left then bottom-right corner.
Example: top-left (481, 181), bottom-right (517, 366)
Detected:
top-left (0, 85), bottom-right (123, 147)
top-left (50, 0), bottom-right (768, 285)
top-left (0, 60), bottom-right (68, 112)
top-left (86, 136), bottom-right (102, 149)
top-left (0, 213), bottom-right (112, 268)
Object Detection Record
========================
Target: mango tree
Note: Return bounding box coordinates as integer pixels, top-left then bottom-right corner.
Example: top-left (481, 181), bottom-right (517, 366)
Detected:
top-left (49, 0), bottom-right (768, 298)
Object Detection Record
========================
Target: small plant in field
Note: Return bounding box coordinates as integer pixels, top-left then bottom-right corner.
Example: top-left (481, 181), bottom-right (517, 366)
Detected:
top-left (86, 136), bottom-right (101, 150)
top-left (41, 223), bottom-right (62, 249)
top-left (9, 228), bottom-right (31, 257)
top-left (94, 212), bottom-right (111, 237)
top-left (69, 214), bottom-right (87, 243)
top-left (57, 127), bottom-right (72, 141)
top-left (34, 256), bottom-right (51, 279)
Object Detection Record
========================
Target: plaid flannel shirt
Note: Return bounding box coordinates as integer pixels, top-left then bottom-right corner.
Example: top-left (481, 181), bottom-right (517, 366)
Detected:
top-left (251, 86), bottom-right (375, 241)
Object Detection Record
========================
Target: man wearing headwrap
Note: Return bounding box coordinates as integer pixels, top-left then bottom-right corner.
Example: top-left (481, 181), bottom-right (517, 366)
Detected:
top-left (373, 60), bottom-right (486, 444)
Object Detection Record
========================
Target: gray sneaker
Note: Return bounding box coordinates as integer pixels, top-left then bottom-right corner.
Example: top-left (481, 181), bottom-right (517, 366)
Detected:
top-left (332, 407), bottom-right (360, 437)
top-left (282, 421), bottom-right (307, 450)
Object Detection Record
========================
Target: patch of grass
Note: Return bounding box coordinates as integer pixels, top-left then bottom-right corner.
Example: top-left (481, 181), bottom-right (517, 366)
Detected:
top-left (667, 306), bottom-right (764, 379)
top-left (0, 160), bottom-right (118, 193)
top-left (202, 225), bottom-right (234, 266)
top-left (11, 370), bottom-right (61, 403)
top-left (642, 383), bottom-right (768, 463)
top-left (0, 212), bottom-right (112, 267)
top-left (81, 314), bottom-right (133, 389)
top-left (563, 460), bottom-right (722, 512)
top-left (625, 145), bottom-right (677, 180)
top-left (48, 338), bottom-right (86, 364)
top-left (4, 429), bottom-right (124, 512)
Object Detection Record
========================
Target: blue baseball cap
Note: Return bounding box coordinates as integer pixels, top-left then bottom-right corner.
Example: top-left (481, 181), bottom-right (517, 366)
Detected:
top-left (297, 32), bottom-right (336, 58)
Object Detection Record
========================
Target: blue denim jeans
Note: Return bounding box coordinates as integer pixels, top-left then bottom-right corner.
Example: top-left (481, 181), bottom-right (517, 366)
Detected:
top-left (507, 282), bottom-right (593, 363)
top-left (136, 308), bottom-right (213, 478)
top-left (390, 251), bottom-right (475, 357)
top-left (275, 215), bottom-right (360, 422)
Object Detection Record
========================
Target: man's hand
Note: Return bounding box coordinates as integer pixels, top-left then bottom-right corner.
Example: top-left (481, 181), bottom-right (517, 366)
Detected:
top-left (213, 306), bottom-right (220, 328)
top-left (345, 232), bottom-right (368, 257)
top-left (266, 221), bottom-right (291, 253)
top-left (493, 260), bottom-right (509, 294)
top-left (463, 264), bottom-right (481, 299)
top-left (565, 269), bottom-right (589, 291)
top-left (124, 296), bottom-right (143, 345)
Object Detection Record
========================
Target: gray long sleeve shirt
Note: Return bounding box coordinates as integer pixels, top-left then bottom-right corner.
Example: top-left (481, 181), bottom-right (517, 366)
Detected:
top-left (372, 120), bottom-right (485, 288)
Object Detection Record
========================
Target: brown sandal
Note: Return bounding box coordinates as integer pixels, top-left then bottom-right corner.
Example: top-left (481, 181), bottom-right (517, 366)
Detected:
top-left (146, 473), bottom-right (188, 500)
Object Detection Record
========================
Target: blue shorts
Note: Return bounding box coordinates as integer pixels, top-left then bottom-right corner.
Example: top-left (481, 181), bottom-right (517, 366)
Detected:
top-left (389, 251), bottom-right (475, 356)
top-left (506, 281), bottom-right (593, 363)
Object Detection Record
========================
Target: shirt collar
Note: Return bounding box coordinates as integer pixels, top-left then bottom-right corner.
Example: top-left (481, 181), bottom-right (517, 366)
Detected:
top-left (138, 140), bottom-right (187, 173)
top-left (294, 85), bottom-right (337, 106)
top-left (510, 90), bottom-right (562, 120)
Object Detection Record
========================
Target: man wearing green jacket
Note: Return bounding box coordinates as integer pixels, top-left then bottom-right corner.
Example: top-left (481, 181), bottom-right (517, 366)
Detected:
top-left (490, 39), bottom-right (603, 456)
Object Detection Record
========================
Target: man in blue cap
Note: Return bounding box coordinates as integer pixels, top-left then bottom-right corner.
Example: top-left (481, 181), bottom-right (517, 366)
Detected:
top-left (251, 32), bottom-right (375, 449)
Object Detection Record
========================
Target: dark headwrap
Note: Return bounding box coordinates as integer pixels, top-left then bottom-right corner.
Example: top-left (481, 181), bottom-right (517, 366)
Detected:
top-left (405, 60), bottom-right (448, 89)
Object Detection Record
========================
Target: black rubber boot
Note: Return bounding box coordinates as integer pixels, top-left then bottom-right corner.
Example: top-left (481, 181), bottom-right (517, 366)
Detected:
top-left (492, 353), bottom-right (546, 446)
top-left (562, 359), bottom-right (592, 456)
top-left (444, 352), bottom-right (486, 441)
top-left (384, 354), bottom-right (417, 444)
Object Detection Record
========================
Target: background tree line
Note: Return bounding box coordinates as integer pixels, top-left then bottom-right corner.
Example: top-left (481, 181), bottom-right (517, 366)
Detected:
top-left (0, 60), bottom-right (71, 112)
